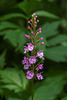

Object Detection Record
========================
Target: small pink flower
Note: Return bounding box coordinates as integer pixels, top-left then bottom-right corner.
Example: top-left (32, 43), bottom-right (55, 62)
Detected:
top-left (27, 43), bottom-right (34, 51)
top-left (24, 63), bottom-right (31, 69)
top-left (25, 34), bottom-right (30, 39)
top-left (28, 26), bottom-right (30, 29)
top-left (36, 15), bottom-right (37, 18)
top-left (36, 72), bottom-right (44, 80)
top-left (34, 17), bottom-right (36, 20)
top-left (39, 31), bottom-right (41, 33)
top-left (39, 28), bottom-right (41, 31)
top-left (35, 22), bottom-right (37, 24)
top-left (29, 56), bottom-right (37, 64)
top-left (41, 42), bottom-right (44, 45)
top-left (32, 13), bottom-right (36, 16)
top-left (28, 21), bottom-right (30, 23)
top-left (34, 24), bottom-right (37, 27)
top-left (30, 19), bottom-right (32, 22)
top-left (31, 32), bottom-right (34, 34)
top-left (37, 20), bottom-right (39, 22)
top-left (24, 46), bottom-right (29, 53)
top-left (40, 37), bottom-right (43, 40)
top-left (36, 64), bottom-right (43, 71)
top-left (26, 71), bottom-right (34, 79)
top-left (22, 57), bottom-right (28, 64)
top-left (37, 50), bottom-right (45, 60)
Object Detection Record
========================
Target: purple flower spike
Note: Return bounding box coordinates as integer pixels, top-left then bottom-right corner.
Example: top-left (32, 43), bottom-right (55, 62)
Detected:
top-left (27, 43), bottom-right (34, 51)
top-left (36, 64), bottom-right (43, 71)
top-left (29, 56), bottom-right (37, 64)
top-left (36, 72), bottom-right (44, 80)
top-left (26, 71), bottom-right (34, 79)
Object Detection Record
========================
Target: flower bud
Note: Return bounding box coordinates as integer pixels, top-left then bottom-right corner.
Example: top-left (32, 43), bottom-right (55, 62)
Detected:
top-left (37, 20), bottom-right (39, 22)
top-left (41, 42), bottom-right (44, 45)
top-left (39, 28), bottom-right (41, 31)
top-left (40, 37), bottom-right (43, 40)
top-left (28, 26), bottom-right (30, 29)
top-left (39, 31), bottom-right (41, 33)
top-left (28, 21), bottom-right (30, 23)
top-left (31, 32), bottom-right (34, 34)
top-left (34, 24), bottom-right (37, 27)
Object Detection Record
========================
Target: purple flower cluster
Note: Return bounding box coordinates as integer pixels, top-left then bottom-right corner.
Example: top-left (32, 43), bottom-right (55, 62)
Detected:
top-left (22, 13), bottom-right (45, 80)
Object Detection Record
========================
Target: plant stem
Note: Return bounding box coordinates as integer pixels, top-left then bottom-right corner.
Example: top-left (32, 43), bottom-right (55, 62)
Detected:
top-left (31, 17), bottom-right (36, 100)
top-left (31, 78), bottom-right (34, 100)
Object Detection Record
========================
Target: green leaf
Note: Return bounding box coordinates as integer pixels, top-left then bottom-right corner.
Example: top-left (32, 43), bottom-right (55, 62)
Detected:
top-left (41, 21), bottom-right (60, 38)
top-left (17, 0), bottom-right (40, 15)
top-left (34, 75), bottom-right (66, 100)
top-left (0, 68), bottom-right (29, 92)
top-left (45, 46), bottom-right (67, 62)
top-left (61, 42), bottom-right (67, 47)
top-left (36, 11), bottom-right (59, 19)
top-left (0, 13), bottom-right (26, 21)
top-left (47, 35), bottom-right (67, 46)
top-left (0, 51), bottom-right (6, 69)
top-left (7, 97), bottom-right (21, 100)
top-left (61, 97), bottom-right (67, 100)
top-left (0, 22), bottom-right (18, 30)
top-left (0, 29), bottom-right (27, 48)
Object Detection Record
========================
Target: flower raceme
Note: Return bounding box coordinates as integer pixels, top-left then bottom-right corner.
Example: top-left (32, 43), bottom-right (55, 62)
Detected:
top-left (22, 13), bottom-right (45, 80)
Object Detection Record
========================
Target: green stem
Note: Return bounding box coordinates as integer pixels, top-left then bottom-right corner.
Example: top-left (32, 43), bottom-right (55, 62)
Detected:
top-left (31, 78), bottom-right (34, 100)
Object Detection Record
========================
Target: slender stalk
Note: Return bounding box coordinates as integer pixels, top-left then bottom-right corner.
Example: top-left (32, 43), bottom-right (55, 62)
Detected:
top-left (31, 22), bottom-right (35, 100)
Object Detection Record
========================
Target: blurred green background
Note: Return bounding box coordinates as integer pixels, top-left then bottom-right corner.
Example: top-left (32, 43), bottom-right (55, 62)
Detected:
top-left (0, 0), bottom-right (67, 100)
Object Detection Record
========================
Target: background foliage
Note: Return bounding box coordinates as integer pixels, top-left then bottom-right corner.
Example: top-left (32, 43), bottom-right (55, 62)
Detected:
top-left (0, 0), bottom-right (67, 100)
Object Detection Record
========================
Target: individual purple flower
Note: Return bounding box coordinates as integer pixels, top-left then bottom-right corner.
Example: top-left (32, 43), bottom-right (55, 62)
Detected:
top-left (22, 57), bottom-right (28, 64)
top-left (36, 64), bottom-right (43, 71)
top-left (24, 63), bottom-right (31, 69)
top-left (26, 71), bottom-right (34, 79)
top-left (27, 43), bottom-right (34, 51)
top-left (36, 72), bottom-right (44, 80)
top-left (29, 56), bottom-right (37, 64)
top-left (37, 50), bottom-right (44, 60)
top-left (24, 46), bottom-right (29, 53)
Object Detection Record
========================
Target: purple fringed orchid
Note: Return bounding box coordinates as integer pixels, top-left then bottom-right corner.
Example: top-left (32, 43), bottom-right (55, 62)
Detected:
top-left (22, 13), bottom-right (45, 80)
